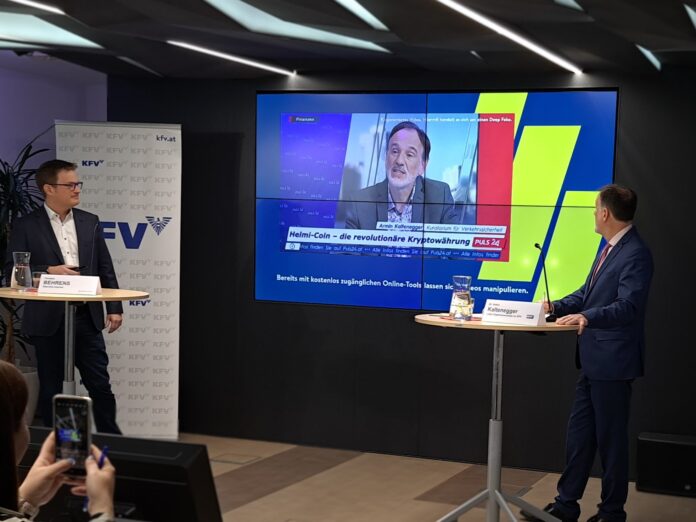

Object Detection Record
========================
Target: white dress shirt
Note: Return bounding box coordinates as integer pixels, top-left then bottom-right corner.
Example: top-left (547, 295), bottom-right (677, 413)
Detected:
top-left (44, 203), bottom-right (80, 267)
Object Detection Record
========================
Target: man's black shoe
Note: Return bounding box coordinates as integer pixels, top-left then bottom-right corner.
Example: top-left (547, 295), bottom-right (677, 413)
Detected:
top-left (520, 502), bottom-right (578, 522)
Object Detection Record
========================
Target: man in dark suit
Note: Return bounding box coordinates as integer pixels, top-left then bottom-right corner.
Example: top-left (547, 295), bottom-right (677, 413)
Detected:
top-left (523, 185), bottom-right (653, 522)
top-left (342, 121), bottom-right (458, 229)
top-left (5, 160), bottom-right (123, 433)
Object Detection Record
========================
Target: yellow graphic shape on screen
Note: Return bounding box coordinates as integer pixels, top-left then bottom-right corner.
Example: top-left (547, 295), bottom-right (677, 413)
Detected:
top-left (475, 92), bottom-right (528, 136)
top-left (532, 191), bottom-right (601, 301)
top-left (478, 125), bottom-right (580, 281)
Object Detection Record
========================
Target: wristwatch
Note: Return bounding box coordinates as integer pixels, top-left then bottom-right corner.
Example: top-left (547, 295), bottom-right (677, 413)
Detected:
top-left (17, 498), bottom-right (39, 520)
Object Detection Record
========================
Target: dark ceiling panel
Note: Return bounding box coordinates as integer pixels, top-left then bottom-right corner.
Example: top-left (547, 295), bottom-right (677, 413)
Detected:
top-left (0, 0), bottom-right (693, 78)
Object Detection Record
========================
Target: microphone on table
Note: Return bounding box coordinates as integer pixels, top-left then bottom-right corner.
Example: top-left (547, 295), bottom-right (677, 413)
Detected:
top-left (534, 242), bottom-right (557, 323)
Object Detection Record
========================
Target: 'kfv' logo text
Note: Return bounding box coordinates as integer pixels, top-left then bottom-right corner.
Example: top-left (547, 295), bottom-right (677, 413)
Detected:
top-left (81, 160), bottom-right (104, 167)
top-left (101, 217), bottom-right (171, 249)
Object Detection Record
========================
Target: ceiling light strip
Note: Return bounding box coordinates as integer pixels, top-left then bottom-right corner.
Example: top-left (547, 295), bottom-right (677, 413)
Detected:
top-left (333, 0), bottom-right (389, 31)
top-left (117, 56), bottom-right (163, 77)
top-left (635, 44), bottom-right (661, 71)
top-left (8, 0), bottom-right (65, 15)
top-left (436, 0), bottom-right (582, 74)
top-left (553, 0), bottom-right (584, 12)
top-left (685, 4), bottom-right (696, 32)
top-left (204, 0), bottom-right (388, 53)
top-left (167, 40), bottom-right (296, 76)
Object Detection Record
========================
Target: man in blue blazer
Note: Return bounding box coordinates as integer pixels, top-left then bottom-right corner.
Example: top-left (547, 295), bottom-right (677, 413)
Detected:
top-left (4, 160), bottom-right (123, 433)
top-left (341, 121), bottom-right (459, 229)
top-left (523, 185), bottom-right (653, 522)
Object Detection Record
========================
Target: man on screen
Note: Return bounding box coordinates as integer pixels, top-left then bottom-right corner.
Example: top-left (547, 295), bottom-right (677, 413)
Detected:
top-left (4, 160), bottom-right (123, 434)
top-left (342, 121), bottom-right (458, 229)
top-left (522, 185), bottom-right (653, 522)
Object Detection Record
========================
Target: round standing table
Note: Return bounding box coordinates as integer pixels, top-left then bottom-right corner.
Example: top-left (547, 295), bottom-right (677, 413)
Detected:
top-left (0, 287), bottom-right (149, 394)
top-left (415, 313), bottom-right (578, 522)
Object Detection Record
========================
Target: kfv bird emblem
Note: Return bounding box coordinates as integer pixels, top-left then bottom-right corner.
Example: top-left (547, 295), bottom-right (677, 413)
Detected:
top-left (145, 216), bottom-right (172, 236)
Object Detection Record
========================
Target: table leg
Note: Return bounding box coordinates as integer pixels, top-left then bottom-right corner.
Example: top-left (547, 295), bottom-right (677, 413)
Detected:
top-left (487, 330), bottom-right (504, 522)
top-left (437, 330), bottom-right (506, 522)
top-left (437, 329), bottom-right (557, 522)
top-left (62, 302), bottom-right (77, 394)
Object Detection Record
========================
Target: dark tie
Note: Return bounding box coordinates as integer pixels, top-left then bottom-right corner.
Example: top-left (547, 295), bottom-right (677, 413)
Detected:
top-left (590, 243), bottom-right (611, 286)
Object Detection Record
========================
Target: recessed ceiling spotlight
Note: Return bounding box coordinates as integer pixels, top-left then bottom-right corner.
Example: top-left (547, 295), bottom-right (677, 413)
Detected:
top-left (435, 0), bottom-right (582, 74)
top-left (333, 0), bottom-right (389, 31)
top-left (204, 0), bottom-right (389, 53)
top-left (635, 44), bottom-right (661, 71)
top-left (8, 0), bottom-right (65, 16)
top-left (167, 40), bottom-right (297, 77)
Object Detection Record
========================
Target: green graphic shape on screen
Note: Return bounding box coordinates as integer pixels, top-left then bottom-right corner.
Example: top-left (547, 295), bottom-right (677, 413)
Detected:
top-left (531, 191), bottom-right (602, 301)
top-left (478, 125), bottom-right (581, 282)
top-left (475, 92), bottom-right (528, 136)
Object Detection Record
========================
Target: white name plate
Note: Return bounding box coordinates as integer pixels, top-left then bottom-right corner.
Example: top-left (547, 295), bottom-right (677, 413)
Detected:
top-left (38, 275), bottom-right (102, 296)
top-left (482, 299), bottom-right (545, 326)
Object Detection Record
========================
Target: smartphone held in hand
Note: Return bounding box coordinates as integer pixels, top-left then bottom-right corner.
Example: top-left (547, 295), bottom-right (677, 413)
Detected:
top-left (53, 394), bottom-right (93, 477)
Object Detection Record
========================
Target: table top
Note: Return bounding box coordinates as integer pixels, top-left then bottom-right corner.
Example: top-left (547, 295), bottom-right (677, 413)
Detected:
top-left (0, 287), bottom-right (149, 302)
top-left (415, 313), bottom-right (579, 332)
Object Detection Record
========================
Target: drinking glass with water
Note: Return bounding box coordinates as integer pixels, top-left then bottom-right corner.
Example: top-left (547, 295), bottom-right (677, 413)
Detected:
top-left (449, 275), bottom-right (473, 320)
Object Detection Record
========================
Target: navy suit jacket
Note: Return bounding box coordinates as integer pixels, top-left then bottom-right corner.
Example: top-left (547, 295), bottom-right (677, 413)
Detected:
top-left (4, 207), bottom-right (123, 336)
top-left (342, 176), bottom-right (459, 229)
top-left (553, 227), bottom-right (653, 380)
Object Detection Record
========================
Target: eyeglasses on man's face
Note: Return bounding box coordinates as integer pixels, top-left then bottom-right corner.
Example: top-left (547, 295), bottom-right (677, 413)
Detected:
top-left (48, 182), bottom-right (83, 191)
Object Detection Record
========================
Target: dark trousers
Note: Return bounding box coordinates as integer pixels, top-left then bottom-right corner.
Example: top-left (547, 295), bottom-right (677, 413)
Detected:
top-left (32, 308), bottom-right (121, 434)
top-left (554, 373), bottom-right (632, 521)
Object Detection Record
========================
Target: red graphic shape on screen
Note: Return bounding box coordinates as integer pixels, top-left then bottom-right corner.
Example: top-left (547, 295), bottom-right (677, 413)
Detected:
top-left (476, 114), bottom-right (514, 262)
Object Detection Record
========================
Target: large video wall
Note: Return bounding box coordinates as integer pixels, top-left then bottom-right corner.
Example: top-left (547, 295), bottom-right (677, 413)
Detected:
top-left (256, 90), bottom-right (617, 310)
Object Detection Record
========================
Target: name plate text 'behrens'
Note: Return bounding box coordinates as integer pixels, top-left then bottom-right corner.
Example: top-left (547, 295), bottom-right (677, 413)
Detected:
top-left (482, 299), bottom-right (545, 326)
top-left (38, 275), bottom-right (102, 296)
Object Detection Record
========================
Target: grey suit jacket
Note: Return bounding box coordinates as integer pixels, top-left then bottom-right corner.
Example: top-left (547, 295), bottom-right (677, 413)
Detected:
top-left (342, 176), bottom-right (458, 229)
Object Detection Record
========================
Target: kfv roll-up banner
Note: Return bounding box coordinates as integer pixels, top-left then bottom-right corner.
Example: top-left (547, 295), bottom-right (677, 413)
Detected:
top-left (55, 121), bottom-right (181, 439)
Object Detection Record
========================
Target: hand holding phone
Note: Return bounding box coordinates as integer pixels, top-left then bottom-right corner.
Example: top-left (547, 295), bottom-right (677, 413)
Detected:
top-left (53, 394), bottom-right (93, 477)
top-left (17, 432), bottom-right (74, 509)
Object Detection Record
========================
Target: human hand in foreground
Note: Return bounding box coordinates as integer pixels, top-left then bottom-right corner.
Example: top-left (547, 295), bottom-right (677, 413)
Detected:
top-left (19, 432), bottom-right (73, 507)
top-left (70, 444), bottom-right (116, 517)
top-left (556, 313), bottom-right (588, 335)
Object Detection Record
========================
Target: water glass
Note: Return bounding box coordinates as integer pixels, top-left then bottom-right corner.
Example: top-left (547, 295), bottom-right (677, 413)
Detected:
top-left (449, 275), bottom-right (472, 320)
top-left (32, 271), bottom-right (46, 288)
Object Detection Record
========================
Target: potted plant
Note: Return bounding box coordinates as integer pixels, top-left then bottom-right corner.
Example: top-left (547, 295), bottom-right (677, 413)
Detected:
top-left (0, 136), bottom-right (47, 422)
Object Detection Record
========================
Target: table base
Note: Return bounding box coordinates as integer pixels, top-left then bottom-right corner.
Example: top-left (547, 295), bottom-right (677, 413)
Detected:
top-left (437, 421), bottom-right (561, 522)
